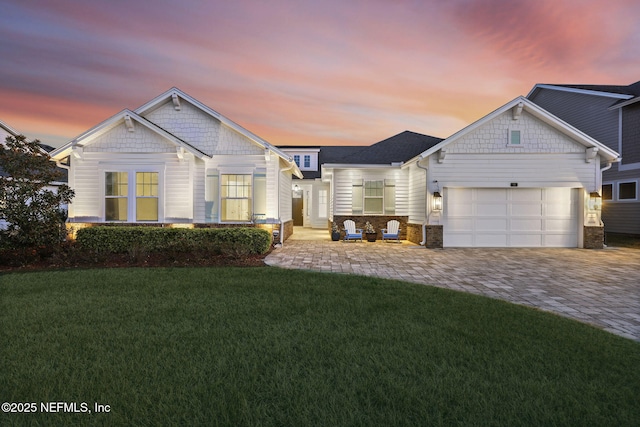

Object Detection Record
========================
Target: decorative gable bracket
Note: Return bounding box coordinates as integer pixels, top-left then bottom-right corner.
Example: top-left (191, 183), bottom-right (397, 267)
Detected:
top-left (176, 147), bottom-right (185, 161)
top-left (124, 114), bottom-right (135, 132)
top-left (438, 149), bottom-right (447, 164)
top-left (172, 94), bottom-right (181, 111)
top-left (264, 148), bottom-right (271, 161)
top-left (71, 146), bottom-right (83, 159)
top-left (586, 147), bottom-right (598, 163)
top-left (512, 101), bottom-right (524, 120)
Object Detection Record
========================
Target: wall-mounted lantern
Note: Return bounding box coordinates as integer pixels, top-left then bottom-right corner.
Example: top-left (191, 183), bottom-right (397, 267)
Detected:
top-left (588, 191), bottom-right (601, 211)
top-left (433, 191), bottom-right (443, 211)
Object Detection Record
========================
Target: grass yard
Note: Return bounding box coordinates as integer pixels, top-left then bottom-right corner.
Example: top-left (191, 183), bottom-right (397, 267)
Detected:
top-left (1, 268), bottom-right (639, 426)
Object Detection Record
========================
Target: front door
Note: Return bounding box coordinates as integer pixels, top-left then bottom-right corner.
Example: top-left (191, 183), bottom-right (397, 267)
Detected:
top-left (292, 196), bottom-right (304, 226)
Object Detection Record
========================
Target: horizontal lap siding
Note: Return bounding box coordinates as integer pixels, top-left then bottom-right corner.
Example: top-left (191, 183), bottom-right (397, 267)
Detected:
top-left (333, 168), bottom-right (409, 216)
top-left (408, 163), bottom-right (426, 223)
top-left (70, 152), bottom-right (193, 222)
top-left (603, 202), bottom-right (640, 234)
top-left (431, 153), bottom-right (596, 189)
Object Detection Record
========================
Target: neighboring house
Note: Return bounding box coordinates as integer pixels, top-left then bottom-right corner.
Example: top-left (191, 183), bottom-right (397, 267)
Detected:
top-left (527, 81), bottom-right (640, 236)
top-left (285, 98), bottom-right (619, 248)
top-left (50, 88), bottom-right (302, 241)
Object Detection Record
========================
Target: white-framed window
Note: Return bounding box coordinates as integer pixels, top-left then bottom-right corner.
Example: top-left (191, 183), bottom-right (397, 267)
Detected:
top-left (303, 155), bottom-right (311, 168)
top-left (104, 171), bottom-right (159, 222)
top-left (352, 179), bottom-right (396, 215)
top-left (318, 189), bottom-right (328, 218)
top-left (221, 174), bottom-right (252, 221)
top-left (293, 155), bottom-right (300, 167)
top-left (602, 183), bottom-right (613, 201)
top-left (618, 181), bottom-right (637, 201)
top-left (508, 127), bottom-right (523, 147)
top-left (105, 172), bottom-right (128, 221)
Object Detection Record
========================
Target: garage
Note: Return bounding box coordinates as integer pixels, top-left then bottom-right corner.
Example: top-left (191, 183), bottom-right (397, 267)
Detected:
top-left (443, 188), bottom-right (579, 247)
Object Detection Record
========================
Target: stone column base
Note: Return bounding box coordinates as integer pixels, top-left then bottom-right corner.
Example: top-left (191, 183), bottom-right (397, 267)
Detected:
top-left (583, 226), bottom-right (604, 249)
top-left (425, 225), bottom-right (443, 248)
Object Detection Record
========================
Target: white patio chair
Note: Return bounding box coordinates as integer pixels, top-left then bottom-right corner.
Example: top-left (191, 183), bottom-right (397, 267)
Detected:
top-left (381, 220), bottom-right (400, 242)
top-left (343, 220), bottom-right (363, 242)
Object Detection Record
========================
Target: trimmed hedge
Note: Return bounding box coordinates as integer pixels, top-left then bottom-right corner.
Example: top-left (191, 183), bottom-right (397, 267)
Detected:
top-left (76, 226), bottom-right (272, 255)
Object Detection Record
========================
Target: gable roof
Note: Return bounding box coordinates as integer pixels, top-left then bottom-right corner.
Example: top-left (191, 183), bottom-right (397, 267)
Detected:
top-left (50, 109), bottom-right (207, 160)
top-left (335, 131), bottom-right (444, 165)
top-left (50, 88), bottom-right (301, 177)
top-left (528, 81), bottom-right (640, 109)
top-left (135, 87), bottom-right (298, 166)
top-left (410, 96), bottom-right (620, 164)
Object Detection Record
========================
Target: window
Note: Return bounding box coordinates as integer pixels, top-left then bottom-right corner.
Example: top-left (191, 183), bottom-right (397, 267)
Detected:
top-left (105, 172), bottom-right (128, 221)
top-left (303, 155), bottom-right (311, 168)
top-left (293, 155), bottom-right (300, 167)
top-left (508, 128), bottom-right (522, 146)
top-left (318, 189), bottom-right (327, 218)
top-left (364, 180), bottom-right (384, 214)
top-left (105, 171), bottom-right (159, 222)
top-left (352, 179), bottom-right (396, 215)
top-left (136, 172), bottom-right (158, 221)
top-left (221, 174), bottom-right (252, 221)
top-left (618, 181), bottom-right (637, 200)
top-left (602, 184), bottom-right (613, 201)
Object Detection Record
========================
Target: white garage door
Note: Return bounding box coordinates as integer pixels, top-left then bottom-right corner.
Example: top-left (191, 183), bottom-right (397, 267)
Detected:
top-left (443, 188), bottom-right (579, 247)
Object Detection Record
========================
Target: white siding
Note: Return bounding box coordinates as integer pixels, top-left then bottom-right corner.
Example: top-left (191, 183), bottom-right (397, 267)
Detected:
top-left (69, 152), bottom-right (193, 222)
top-left (408, 162), bottom-right (427, 223)
top-left (332, 168), bottom-right (408, 215)
top-left (280, 169), bottom-right (293, 221)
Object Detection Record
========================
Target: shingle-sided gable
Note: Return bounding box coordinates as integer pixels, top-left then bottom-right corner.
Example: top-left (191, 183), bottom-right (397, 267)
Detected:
top-left (142, 99), bottom-right (221, 155)
top-left (84, 120), bottom-right (179, 154)
top-left (445, 110), bottom-right (583, 155)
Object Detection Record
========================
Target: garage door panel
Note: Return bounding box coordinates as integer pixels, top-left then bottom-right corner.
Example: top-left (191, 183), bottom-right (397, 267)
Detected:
top-left (510, 234), bottom-right (543, 247)
top-left (476, 218), bottom-right (508, 231)
top-left (444, 188), bottom-right (578, 248)
top-left (477, 204), bottom-right (507, 216)
top-left (476, 234), bottom-right (507, 247)
top-left (511, 204), bottom-right (542, 216)
top-left (511, 219), bottom-right (543, 231)
top-left (511, 188), bottom-right (542, 201)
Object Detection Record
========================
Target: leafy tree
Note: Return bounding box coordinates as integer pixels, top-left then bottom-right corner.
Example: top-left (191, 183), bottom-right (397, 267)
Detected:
top-left (0, 135), bottom-right (74, 248)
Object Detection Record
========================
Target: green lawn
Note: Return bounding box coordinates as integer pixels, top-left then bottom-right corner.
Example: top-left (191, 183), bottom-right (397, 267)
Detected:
top-left (1, 268), bottom-right (639, 426)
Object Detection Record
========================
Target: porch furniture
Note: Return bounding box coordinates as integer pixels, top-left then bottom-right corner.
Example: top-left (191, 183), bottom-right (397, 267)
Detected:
top-left (343, 220), bottom-right (363, 242)
top-left (381, 220), bottom-right (400, 242)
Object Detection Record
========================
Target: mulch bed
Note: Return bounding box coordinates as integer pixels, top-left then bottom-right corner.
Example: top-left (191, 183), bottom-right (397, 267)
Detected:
top-left (0, 245), bottom-right (270, 272)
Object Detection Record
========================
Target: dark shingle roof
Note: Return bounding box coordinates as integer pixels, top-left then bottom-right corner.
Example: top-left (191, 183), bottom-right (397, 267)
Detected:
top-left (552, 81), bottom-right (640, 97)
top-left (334, 131), bottom-right (443, 165)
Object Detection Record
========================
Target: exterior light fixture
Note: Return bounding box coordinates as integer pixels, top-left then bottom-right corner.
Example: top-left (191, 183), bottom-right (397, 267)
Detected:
top-left (294, 184), bottom-right (300, 191)
top-left (433, 191), bottom-right (443, 211)
top-left (589, 191), bottom-right (601, 210)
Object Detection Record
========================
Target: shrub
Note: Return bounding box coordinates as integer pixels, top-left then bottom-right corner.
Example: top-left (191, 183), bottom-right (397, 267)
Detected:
top-left (76, 226), bottom-right (272, 255)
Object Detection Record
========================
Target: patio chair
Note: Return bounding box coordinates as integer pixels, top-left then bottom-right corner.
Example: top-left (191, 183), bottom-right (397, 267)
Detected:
top-left (381, 220), bottom-right (400, 242)
top-left (343, 220), bottom-right (363, 242)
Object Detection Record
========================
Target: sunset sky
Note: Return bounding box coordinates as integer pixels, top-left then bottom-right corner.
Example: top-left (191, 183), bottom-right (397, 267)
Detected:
top-left (2, 0), bottom-right (639, 148)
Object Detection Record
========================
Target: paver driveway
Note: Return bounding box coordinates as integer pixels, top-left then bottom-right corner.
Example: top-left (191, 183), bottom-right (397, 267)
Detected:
top-left (265, 241), bottom-right (640, 341)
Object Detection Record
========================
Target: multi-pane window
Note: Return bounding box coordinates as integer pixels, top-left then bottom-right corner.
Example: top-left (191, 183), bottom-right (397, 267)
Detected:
top-left (364, 180), bottom-right (384, 214)
top-left (105, 172), bottom-right (128, 221)
top-left (221, 174), bottom-right (252, 221)
top-left (303, 155), bottom-right (311, 168)
top-left (318, 189), bottom-right (328, 218)
top-left (353, 179), bottom-right (396, 215)
top-left (105, 171), bottom-right (159, 222)
top-left (293, 155), bottom-right (301, 167)
top-left (136, 172), bottom-right (159, 221)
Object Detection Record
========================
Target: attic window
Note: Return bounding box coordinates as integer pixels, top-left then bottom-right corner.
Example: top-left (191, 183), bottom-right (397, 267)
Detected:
top-left (508, 128), bottom-right (522, 147)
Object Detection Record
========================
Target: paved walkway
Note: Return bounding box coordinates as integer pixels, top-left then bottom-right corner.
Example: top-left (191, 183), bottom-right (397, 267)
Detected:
top-left (266, 239), bottom-right (640, 341)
